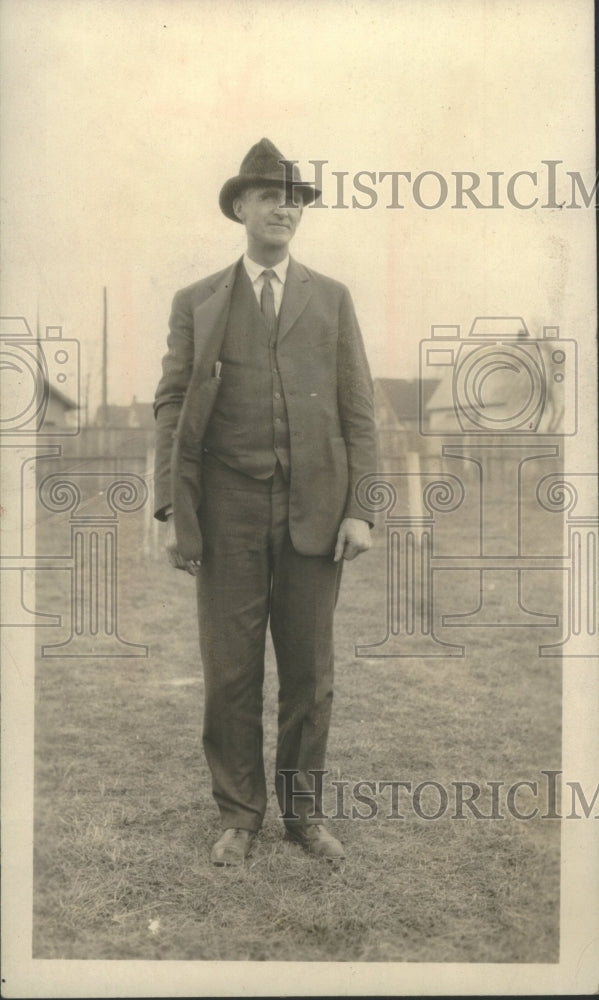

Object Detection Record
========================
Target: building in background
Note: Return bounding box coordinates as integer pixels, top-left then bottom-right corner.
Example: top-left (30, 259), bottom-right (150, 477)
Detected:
top-left (95, 396), bottom-right (154, 430)
top-left (374, 377), bottom-right (439, 470)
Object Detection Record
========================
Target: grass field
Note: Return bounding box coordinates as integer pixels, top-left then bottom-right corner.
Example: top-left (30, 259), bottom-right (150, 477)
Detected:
top-left (33, 467), bottom-right (562, 963)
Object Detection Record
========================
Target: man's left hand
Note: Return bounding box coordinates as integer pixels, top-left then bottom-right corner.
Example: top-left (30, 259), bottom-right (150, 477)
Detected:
top-left (334, 518), bottom-right (372, 562)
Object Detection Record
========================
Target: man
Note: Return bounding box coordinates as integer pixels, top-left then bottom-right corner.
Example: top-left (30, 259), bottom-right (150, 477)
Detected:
top-left (154, 138), bottom-right (377, 866)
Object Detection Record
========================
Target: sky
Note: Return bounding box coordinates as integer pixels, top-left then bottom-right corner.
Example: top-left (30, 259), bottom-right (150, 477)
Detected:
top-left (1, 0), bottom-right (596, 419)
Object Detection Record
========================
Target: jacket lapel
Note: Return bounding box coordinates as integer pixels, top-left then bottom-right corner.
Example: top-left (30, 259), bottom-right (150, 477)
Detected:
top-left (192, 259), bottom-right (240, 372)
top-left (277, 258), bottom-right (312, 342)
top-left (191, 256), bottom-right (312, 357)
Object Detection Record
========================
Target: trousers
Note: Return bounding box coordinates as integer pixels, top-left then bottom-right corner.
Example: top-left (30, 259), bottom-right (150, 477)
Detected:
top-left (196, 453), bottom-right (343, 832)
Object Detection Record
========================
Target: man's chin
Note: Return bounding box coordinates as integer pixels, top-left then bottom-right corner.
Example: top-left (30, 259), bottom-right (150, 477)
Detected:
top-left (263, 232), bottom-right (292, 248)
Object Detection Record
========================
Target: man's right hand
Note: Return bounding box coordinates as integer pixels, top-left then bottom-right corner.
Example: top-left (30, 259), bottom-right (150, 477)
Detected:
top-left (164, 516), bottom-right (202, 576)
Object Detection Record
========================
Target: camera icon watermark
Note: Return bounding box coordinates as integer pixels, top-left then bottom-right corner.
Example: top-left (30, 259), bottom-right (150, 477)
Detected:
top-left (0, 314), bottom-right (149, 654)
top-left (419, 317), bottom-right (576, 437)
top-left (355, 315), bottom-right (596, 659)
top-left (0, 316), bottom-right (80, 434)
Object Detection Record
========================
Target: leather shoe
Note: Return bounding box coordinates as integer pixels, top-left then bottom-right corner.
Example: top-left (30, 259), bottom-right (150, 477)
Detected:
top-left (285, 824), bottom-right (346, 861)
top-left (210, 828), bottom-right (255, 866)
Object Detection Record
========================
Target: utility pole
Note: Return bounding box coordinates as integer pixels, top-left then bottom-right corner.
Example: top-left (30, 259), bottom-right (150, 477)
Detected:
top-left (85, 371), bottom-right (91, 428)
top-left (101, 286), bottom-right (107, 424)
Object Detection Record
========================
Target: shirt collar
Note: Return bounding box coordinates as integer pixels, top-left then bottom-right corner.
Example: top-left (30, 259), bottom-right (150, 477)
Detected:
top-left (243, 253), bottom-right (290, 285)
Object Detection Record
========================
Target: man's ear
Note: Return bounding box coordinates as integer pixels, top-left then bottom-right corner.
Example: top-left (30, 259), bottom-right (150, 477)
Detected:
top-left (232, 196), bottom-right (245, 222)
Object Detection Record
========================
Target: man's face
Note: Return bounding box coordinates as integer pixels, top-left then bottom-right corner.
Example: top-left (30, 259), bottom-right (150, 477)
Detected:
top-left (233, 185), bottom-right (303, 251)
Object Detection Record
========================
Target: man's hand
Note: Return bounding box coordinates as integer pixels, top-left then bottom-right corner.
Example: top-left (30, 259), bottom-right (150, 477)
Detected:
top-left (164, 515), bottom-right (202, 576)
top-left (334, 517), bottom-right (372, 563)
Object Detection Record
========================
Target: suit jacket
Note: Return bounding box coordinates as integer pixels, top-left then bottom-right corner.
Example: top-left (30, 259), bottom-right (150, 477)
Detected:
top-left (153, 256), bottom-right (377, 560)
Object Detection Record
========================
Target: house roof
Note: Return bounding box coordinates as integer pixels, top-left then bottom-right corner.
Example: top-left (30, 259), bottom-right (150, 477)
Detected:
top-left (45, 379), bottom-right (79, 410)
top-left (426, 368), bottom-right (509, 412)
top-left (375, 378), bottom-right (440, 422)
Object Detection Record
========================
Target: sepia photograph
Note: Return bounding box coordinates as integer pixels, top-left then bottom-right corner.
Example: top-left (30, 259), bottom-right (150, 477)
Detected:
top-left (1, 0), bottom-right (597, 996)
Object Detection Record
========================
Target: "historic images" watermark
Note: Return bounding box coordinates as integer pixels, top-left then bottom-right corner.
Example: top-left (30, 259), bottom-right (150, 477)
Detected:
top-left (279, 769), bottom-right (599, 822)
top-left (278, 158), bottom-right (598, 210)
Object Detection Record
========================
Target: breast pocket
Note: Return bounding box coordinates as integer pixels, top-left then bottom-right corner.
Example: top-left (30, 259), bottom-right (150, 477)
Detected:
top-left (304, 328), bottom-right (338, 353)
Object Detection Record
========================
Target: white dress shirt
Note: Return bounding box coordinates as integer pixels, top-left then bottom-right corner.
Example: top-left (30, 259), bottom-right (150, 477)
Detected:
top-left (243, 253), bottom-right (289, 316)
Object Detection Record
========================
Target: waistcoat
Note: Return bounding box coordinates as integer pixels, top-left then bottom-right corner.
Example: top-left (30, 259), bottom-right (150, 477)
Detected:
top-left (203, 265), bottom-right (290, 479)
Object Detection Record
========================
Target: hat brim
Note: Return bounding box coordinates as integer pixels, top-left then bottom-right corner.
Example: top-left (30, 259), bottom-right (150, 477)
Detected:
top-left (219, 175), bottom-right (321, 222)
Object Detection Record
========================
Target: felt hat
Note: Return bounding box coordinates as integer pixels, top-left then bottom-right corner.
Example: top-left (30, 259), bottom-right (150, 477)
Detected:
top-left (219, 138), bottom-right (320, 222)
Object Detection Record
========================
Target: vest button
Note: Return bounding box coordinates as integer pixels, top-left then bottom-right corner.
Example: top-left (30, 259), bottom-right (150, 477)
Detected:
top-left (274, 392), bottom-right (281, 399)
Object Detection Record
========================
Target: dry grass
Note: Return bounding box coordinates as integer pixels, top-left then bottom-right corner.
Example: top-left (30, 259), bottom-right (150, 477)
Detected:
top-left (33, 478), bottom-right (561, 962)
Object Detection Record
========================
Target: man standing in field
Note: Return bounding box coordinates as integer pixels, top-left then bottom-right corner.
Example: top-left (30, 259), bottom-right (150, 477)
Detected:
top-left (153, 138), bottom-right (377, 865)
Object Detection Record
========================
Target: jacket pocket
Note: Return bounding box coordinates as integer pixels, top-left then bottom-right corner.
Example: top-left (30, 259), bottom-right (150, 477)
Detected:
top-left (176, 374), bottom-right (222, 456)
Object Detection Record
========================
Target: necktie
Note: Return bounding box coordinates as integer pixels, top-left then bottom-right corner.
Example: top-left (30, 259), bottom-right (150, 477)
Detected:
top-left (260, 269), bottom-right (277, 337)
